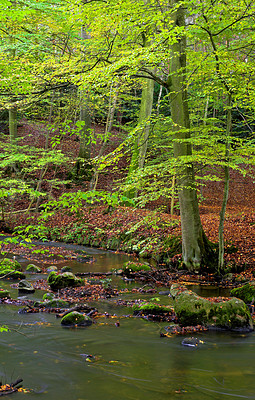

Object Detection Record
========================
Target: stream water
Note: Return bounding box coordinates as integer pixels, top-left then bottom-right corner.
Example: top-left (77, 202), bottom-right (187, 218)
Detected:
top-left (0, 243), bottom-right (255, 400)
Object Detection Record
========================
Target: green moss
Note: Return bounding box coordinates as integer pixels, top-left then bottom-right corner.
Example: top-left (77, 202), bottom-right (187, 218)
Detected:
top-left (0, 270), bottom-right (25, 279)
top-left (43, 292), bottom-right (55, 301)
top-left (230, 283), bottom-right (255, 304)
top-left (133, 302), bottom-right (172, 314)
top-left (26, 264), bottom-right (42, 273)
top-left (0, 258), bottom-right (21, 271)
top-left (61, 311), bottom-right (92, 326)
top-left (173, 287), bottom-right (253, 331)
top-left (122, 261), bottom-right (150, 275)
top-left (47, 271), bottom-right (84, 290)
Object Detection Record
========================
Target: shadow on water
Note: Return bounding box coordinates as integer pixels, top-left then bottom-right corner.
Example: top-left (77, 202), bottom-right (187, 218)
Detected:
top-left (0, 240), bottom-right (255, 399)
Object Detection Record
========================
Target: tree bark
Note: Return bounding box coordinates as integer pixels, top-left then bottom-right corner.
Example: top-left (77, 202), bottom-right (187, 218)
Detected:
top-left (218, 94), bottom-right (231, 273)
top-left (168, 0), bottom-right (214, 271)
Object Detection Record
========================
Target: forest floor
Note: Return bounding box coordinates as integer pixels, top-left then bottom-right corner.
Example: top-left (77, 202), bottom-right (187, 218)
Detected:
top-left (1, 120), bottom-right (255, 287)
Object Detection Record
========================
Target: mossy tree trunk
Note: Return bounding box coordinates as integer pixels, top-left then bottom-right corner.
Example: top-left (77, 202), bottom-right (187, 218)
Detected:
top-left (168, 0), bottom-right (215, 271)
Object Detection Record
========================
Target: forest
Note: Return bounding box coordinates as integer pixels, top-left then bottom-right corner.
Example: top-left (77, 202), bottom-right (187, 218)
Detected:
top-left (0, 0), bottom-right (255, 398)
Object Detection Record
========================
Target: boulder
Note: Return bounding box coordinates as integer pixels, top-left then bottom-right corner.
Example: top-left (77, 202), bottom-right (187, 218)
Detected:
top-left (0, 258), bottom-right (21, 270)
top-left (170, 284), bottom-right (253, 332)
top-left (47, 271), bottom-right (84, 291)
top-left (26, 264), bottom-right (42, 273)
top-left (18, 280), bottom-right (35, 293)
top-left (230, 282), bottom-right (255, 304)
top-left (43, 292), bottom-right (55, 301)
top-left (122, 261), bottom-right (150, 277)
top-left (0, 270), bottom-right (25, 280)
top-left (61, 266), bottom-right (72, 273)
top-left (61, 311), bottom-right (92, 326)
top-left (46, 266), bottom-right (58, 273)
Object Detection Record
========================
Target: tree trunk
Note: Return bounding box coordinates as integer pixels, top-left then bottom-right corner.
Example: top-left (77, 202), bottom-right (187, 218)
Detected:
top-left (125, 71), bottom-right (154, 198)
top-left (9, 107), bottom-right (17, 143)
top-left (168, 0), bottom-right (214, 271)
top-left (218, 94), bottom-right (231, 273)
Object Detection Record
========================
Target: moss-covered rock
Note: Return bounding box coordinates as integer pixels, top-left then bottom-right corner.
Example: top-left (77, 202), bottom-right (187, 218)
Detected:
top-left (0, 270), bottom-right (25, 280)
top-left (122, 261), bottom-right (150, 276)
top-left (61, 266), bottom-right (72, 273)
top-left (43, 292), bottom-right (55, 301)
top-left (47, 271), bottom-right (84, 291)
top-left (133, 302), bottom-right (172, 315)
top-left (26, 264), bottom-right (42, 273)
top-left (170, 284), bottom-right (253, 332)
top-left (230, 282), bottom-right (255, 304)
top-left (61, 311), bottom-right (92, 326)
top-left (0, 288), bottom-right (10, 298)
top-left (18, 279), bottom-right (35, 293)
top-left (46, 265), bottom-right (58, 273)
top-left (0, 258), bottom-right (21, 270)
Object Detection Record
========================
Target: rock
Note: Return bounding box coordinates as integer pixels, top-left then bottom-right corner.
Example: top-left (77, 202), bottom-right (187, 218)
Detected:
top-left (230, 282), bottom-right (255, 304)
top-left (0, 258), bottom-right (22, 270)
top-left (61, 311), bottom-right (92, 326)
top-left (26, 264), bottom-right (42, 273)
top-left (18, 279), bottom-right (35, 293)
top-left (0, 270), bottom-right (25, 280)
top-left (0, 258), bottom-right (24, 279)
top-left (0, 289), bottom-right (10, 298)
top-left (61, 266), bottom-right (72, 273)
top-left (122, 261), bottom-right (151, 277)
top-left (181, 337), bottom-right (204, 347)
top-left (47, 271), bottom-right (84, 291)
top-left (43, 292), bottom-right (55, 301)
top-left (46, 266), bottom-right (58, 273)
top-left (170, 284), bottom-right (253, 332)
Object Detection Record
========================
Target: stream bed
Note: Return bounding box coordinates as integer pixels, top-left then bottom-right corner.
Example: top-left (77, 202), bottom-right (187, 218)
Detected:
top-left (0, 243), bottom-right (255, 400)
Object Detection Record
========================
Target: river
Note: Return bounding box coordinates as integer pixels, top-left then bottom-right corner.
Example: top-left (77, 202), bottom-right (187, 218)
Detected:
top-left (0, 244), bottom-right (255, 400)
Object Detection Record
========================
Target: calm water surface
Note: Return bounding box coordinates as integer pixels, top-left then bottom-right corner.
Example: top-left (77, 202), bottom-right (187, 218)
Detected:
top-left (0, 244), bottom-right (255, 400)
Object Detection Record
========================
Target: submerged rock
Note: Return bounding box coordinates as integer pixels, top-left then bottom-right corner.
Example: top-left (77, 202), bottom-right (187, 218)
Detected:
top-left (230, 282), bottom-right (255, 304)
top-left (47, 271), bottom-right (84, 291)
top-left (170, 284), bottom-right (253, 332)
top-left (18, 280), bottom-right (35, 293)
top-left (61, 311), bottom-right (92, 326)
top-left (181, 337), bottom-right (204, 347)
top-left (26, 264), bottom-right (42, 273)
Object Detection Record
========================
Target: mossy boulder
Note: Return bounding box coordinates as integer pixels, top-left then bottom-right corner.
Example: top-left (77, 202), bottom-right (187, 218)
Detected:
top-left (61, 266), bottom-right (72, 273)
top-left (133, 302), bottom-right (172, 315)
top-left (0, 258), bottom-right (22, 270)
top-left (0, 288), bottom-right (10, 298)
top-left (0, 270), bottom-right (25, 280)
top-left (122, 261), bottom-right (150, 276)
top-left (47, 271), bottom-right (84, 291)
top-left (26, 264), bottom-right (42, 273)
top-left (43, 292), bottom-right (55, 301)
top-left (61, 311), bottom-right (92, 326)
top-left (46, 266), bottom-right (58, 273)
top-left (230, 282), bottom-right (255, 304)
top-left (18, 280), bottom-right (35, 293)
top-left (170, 284), bottom-right (253, 332)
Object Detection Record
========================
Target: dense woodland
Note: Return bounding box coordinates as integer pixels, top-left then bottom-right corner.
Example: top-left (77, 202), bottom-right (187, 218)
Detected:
top-left (0, 0), bottom-right (254, 276)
